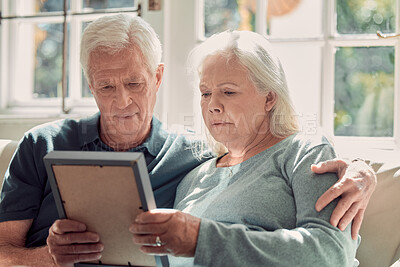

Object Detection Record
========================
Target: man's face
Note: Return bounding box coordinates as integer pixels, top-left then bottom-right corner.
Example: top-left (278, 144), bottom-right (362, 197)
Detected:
top-left (89, 48), bottom-right (163, 143)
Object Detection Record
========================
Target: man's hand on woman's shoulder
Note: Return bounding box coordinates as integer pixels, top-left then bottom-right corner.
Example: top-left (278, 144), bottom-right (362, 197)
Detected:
top-left (312, 158), bottom-right (377, 240)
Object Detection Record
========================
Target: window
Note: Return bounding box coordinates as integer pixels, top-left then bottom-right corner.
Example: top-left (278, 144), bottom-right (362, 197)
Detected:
top-left (0, 0), bottom-right (139, 115)
top-left (200, 0), bottom-right (399, 149)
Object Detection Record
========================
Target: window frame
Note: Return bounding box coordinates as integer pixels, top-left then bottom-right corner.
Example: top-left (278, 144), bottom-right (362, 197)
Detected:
top-left (197, 0), bottom-right (400, 150)
top-left (0, 0), bottom-right (139, 115)
top-left (321, 0), bottom-right (400, 150)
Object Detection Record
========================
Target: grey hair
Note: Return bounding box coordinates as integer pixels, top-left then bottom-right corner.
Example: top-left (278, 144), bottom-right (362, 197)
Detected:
top-left (80, 14), bottom-right (162, 84)
top-left (188, 31), bottom-right (299, 156)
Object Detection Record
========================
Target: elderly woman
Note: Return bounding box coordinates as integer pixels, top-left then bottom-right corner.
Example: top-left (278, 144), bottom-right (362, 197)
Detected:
top-left (131, 31), bottom-right (359, 266)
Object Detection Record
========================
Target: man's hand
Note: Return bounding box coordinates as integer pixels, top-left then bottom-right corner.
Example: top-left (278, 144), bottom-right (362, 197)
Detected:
top-left (312, 159), bottom-right (377, 240)
top-left (130, 209), bottom-right (200, 257)
top-left (47, 219), bottom-right (104, 266)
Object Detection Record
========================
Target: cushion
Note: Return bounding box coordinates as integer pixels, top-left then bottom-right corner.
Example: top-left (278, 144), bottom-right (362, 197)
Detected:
top-left (0, 140), bottom-right (19, 188)
top-left (356, 159), bottom-right (400, 267)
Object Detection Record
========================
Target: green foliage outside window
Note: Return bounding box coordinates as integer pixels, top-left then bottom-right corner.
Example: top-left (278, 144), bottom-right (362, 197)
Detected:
top-left (334, 47), bottom-right (394, 137)
top-left (33, 0), bottom-right (135, 99)
top-left (337, 0), bottom-right (395, 34)
top-left (335, 0), bottom-right (395, 137)
top-left (34, 23), bottom-right (66, 98)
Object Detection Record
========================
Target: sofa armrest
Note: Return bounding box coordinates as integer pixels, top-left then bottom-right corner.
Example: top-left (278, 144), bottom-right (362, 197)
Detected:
top-left (0, 139), bottom-right (19, 188)
top-left (356, 157), bottom-right (400, 267)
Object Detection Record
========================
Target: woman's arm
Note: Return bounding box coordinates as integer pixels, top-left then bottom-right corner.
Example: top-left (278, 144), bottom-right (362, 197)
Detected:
top-left (312, 158), bottom-right (377, 239)
top-left (191, 145), bottom-right (358, 267)
top-left (131, 143), bottom-right (358, 266)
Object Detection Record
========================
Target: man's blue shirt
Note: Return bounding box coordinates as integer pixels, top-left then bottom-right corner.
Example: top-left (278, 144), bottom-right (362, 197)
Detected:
top-left (0, 113), bottom-right (207, 247)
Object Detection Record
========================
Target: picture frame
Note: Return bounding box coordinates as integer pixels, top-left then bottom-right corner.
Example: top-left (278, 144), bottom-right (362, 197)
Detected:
top-left (44, 151), bottom-right (169, 267)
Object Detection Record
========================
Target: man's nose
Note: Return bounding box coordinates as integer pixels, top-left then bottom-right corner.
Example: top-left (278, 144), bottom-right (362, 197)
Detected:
top-left (115, 85), bottom-right (133, 109)
top-left (208, 94), bottom-right (223, 113)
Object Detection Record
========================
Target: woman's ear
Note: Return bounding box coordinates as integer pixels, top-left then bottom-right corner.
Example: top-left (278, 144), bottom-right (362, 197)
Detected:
top-left (265, 92), bottom-right (277, 112)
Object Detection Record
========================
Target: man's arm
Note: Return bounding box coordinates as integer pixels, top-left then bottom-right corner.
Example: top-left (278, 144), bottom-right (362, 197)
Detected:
top-left (312, 158), bottom-right (377, 240)
top-left (0, 219), bottom-right (55, 267)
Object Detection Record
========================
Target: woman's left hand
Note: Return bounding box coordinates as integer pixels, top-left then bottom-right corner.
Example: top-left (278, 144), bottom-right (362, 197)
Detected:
top-left (130, 209), bottom-right (201, 257)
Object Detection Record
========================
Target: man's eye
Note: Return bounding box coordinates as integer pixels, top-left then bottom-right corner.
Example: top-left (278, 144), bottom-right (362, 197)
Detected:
top-left (224, 91), bottom-right (235, 95)
top-left (201, 92), bottom-right (211, 97)
top-left (102, 85), bottom-right (113, 90)
top-left (128, 83), bottom-right (140, 87)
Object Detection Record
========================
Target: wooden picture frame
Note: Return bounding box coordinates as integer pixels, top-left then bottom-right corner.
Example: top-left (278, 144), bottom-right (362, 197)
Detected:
top-left (44, 151), bottom-right (169, 267)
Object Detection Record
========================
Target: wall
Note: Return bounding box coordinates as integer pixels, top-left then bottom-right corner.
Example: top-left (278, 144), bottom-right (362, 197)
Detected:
top-left (141, 0), bottom-right (166, 122)
top-left (154, 0), bottom-right (198, 130)
top-left (0, 0), bottom-right (197, 140)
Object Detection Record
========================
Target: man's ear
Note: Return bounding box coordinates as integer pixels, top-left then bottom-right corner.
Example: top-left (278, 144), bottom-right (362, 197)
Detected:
top-left (265, 91), bottom-right (277, 112)
top-left (87, 74), bottom-right (94, 95)
top-left (155, 63), bottom-right (164, 91)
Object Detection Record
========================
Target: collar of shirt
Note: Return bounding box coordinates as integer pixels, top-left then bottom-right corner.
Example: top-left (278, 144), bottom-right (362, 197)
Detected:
top-left (77, 112), bottom-right (168, 157)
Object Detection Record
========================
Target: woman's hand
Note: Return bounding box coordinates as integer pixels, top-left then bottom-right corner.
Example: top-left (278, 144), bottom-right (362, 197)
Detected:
top-left (130, 209), bottom-right (201, 257)
top-left (312, 158), bottom-right (377, 240)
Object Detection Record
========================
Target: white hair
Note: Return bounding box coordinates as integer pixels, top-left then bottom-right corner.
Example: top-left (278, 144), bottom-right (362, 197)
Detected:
top-left (80, 14), bottom-right (162, 84)
top-left (188, 31), bottom-right (299, 156)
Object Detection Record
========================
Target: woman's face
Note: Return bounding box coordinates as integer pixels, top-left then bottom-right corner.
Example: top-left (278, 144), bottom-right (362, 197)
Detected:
top-left (200, 54), bottom-right (274, 147)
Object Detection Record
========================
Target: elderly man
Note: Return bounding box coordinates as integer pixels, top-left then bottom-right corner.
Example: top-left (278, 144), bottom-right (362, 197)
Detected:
top-left (0, 14), bottom-right (375, 266)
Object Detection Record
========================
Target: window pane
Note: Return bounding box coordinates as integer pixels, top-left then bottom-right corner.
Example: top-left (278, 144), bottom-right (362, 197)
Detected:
top-left (337, 0), bottom-right (395, 34)
top-left (204, 0), bottom-right (244, 37)
top-left (204, 0), bottom-right (323, 38)
top-left (81, 21), bottom-right (92, 98)
top-left (4, 0), bottom-right (68, 16)
top-left (35, 0), bottom-right (66, 12)
top-left (268, 0), bottom-right (323, 38)
top-left (82, 71), bottom-right (92, 98)
top-left (83, 0), bottom-right (135, 10)
top-left (34, 23), bottom-right (68, 98)
top-left (334, 47), bottom-right (394, 137)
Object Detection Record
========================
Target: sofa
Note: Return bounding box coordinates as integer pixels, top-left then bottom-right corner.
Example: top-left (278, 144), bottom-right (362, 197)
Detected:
top-left (0, 138), bottom-right (399, 266)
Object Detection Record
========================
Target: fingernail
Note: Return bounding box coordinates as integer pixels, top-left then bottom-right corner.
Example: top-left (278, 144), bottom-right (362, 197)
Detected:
top-left (79, 224), bottom-right (86, 231)
top-left (93, 234), bottom-right (100, 242)
top-left (339, 223), bottom-right (345, 230)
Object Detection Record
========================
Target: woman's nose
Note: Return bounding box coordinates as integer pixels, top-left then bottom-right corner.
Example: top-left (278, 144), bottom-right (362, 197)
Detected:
top-left (208, 95), bottom-right (223, 113)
